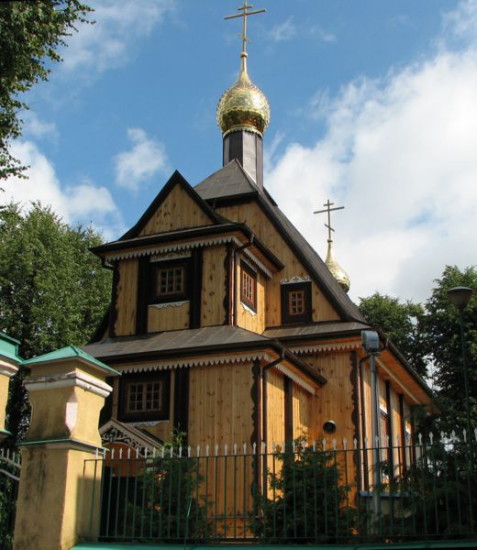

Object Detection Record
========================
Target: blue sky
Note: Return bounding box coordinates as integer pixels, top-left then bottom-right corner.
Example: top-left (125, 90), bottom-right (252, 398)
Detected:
top-left (4, 0), bottom-right (477, 303)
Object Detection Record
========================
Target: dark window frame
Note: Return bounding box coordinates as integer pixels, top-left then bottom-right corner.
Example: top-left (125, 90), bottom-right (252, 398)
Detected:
top-left (240, 262), bottom-right (257, 312)
top-left (150, 258), bottom-right (192, 304)
top-left (281, 282), bottom-right (312, 324)
top-left (118, 371), bottom-right (171, 422)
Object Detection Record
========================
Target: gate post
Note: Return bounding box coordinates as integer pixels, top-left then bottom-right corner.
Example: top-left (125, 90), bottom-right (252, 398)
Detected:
top-left (0, 333), bottom-right (21, 441)
top-left (13, 346), bottom-right (119, 550)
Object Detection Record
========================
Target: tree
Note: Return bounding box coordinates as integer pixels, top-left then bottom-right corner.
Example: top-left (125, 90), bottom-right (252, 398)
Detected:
top-left (0, 1), bottom-right (92, 180)
top-left (0, 203), bottom-right (111, 445)
top-left (358, 293), bottom-right (427, 378)
top-left (423, 265), bottom-right (477, 434)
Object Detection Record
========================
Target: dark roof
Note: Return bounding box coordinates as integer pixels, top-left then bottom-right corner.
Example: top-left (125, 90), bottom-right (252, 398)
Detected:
top-left (264, 321), bottom-right (370, 341)
top-left (194, 161), bottom-right (365, 324)
top-left (194, 159), bottom-right (259, 201)
top-left (82, 325), bottom-right (325, 386)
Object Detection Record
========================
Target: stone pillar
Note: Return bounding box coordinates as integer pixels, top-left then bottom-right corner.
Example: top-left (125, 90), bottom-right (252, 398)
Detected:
top-left (0, 332), bottom-right (22, 441)
top-left (13, 345), bottom-right (119, 550)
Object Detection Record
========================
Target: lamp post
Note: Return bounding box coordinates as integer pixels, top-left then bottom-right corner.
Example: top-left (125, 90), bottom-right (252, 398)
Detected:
top-left (447, 286), bottom-right (473, 440)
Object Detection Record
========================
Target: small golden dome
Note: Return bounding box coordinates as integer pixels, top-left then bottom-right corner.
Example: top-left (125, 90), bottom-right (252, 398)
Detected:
top-left (326, 240), bottom-right (350, 293)
top-left (217, 53), bottom-right (270, 137)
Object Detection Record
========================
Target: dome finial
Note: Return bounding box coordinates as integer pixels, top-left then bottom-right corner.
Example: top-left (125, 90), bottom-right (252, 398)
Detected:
top-left (218, 3), bottom-right (270, 138)
top-left (314, 199), bottom-right (351, 292)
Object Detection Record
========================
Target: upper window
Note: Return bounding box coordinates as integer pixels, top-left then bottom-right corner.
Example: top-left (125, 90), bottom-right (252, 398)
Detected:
top-left (241, 262), bottom-right (257, 311)
top-left (150, 259), bottom-right (190, 303)
top-left (281, 282), bottom-right (312, 324)
top-left (119, 372), bottom-right (170, 422)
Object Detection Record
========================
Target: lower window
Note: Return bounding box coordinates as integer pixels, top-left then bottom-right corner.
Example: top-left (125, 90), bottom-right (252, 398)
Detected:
top-left (119, 372), bottom-right (170, 422)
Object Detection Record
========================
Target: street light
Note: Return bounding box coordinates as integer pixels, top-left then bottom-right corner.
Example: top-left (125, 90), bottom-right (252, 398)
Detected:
top-left (447, 286), bottom-right (473, 440)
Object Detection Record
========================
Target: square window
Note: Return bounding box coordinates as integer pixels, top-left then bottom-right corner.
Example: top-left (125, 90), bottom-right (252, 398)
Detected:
top-left (241, 263), bottom-right (257, 311)
top-left (150, 260), bottom-right (190, 303)
top-left (119, 372), bottom-right (170, 422)
top-left (281, 282), bottom-right (311, 324)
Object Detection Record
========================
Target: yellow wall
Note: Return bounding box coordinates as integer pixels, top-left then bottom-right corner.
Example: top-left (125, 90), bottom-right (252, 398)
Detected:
top-left (148, 303), bottom-right (189, 332)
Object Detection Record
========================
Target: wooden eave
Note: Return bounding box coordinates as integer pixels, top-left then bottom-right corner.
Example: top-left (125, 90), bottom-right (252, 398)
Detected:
top-left (91, 223), bottom-right (283, 274)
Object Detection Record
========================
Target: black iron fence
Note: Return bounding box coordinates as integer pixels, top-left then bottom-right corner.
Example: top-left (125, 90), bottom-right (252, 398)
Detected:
top-left (85, 434), bottom-right (477, 544)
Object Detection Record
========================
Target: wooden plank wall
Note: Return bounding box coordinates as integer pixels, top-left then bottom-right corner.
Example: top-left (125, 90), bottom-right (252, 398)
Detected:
top-left (292, 383), bottom-right (311, 440)
top-left (114, 259), bottom-right (139, 336)
top-left (147, 303), bottom-right (189, 332)
top-left (306, 351), bottom-right (356, 443)
top-left (217, 202), bottom-right (340, 325)
top-left (139, 184), bottom-right (213, 236)
top-left (201, 246), bottom-right (227, 327)
top-left (266, 368), bottom-right (285, 445)
top-left (188, 362), bottom-right (254, 449)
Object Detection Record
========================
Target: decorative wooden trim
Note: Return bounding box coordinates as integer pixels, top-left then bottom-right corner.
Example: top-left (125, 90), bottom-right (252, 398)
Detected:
top-left (109, 263), bottom-right (120, 338)
top-left (189, 249), bottom-right (202, 329)
top-left (280, 275), bottom-right (311, 285)
top-left (148, 301), bottom-right (188, 309)
top-left (284, 377), bottom-right (293, 445)
top-left (290, 341), bottom-right (362, 354)
top-left (136, 256), bottom-right (149, 335)
top-left (174, 369), bottom-right (189, 439)
top-left (118, 352), bottom-right (276, 373)
top-left (224, 244), bottom-right (233, 325)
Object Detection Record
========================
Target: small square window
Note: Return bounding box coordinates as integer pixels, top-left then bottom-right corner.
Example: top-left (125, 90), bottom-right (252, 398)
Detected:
top-left (241, 263), bottom-right (257, 311)
top-left (281, 282), bottom-right (311, 324)
top-left (119, 372), bottom-right (170, 422)
top-left (150, 260), bottom-right (190, 303)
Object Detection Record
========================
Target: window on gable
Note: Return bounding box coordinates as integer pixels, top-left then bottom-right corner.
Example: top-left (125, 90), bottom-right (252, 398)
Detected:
top-left (150, 259), bottom-right (190, 303)
top-left (119, 372), bottom-right (170, 422)
top-left (281, 282), bottom-right (312, 324)
top-left (240, 262), bottom-right (257, 311)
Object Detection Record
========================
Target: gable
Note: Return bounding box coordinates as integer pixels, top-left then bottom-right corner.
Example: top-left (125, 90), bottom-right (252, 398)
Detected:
top-left (139, 182), bottom-right (215, 236)
top-left (121, 171), bottom-right (222, 240)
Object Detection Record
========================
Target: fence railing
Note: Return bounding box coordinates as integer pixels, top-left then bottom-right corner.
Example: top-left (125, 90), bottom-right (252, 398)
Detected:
top-left (85, 433), bottom-right (477, 544)
top-left (0, 449), bottom-right (21, 550)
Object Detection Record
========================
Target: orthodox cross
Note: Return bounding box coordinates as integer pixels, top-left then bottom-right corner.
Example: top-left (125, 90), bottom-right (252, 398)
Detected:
top-left (314, 199), bottom-right (345, 241)
top-left (225, 2), bottom-right (266, 54)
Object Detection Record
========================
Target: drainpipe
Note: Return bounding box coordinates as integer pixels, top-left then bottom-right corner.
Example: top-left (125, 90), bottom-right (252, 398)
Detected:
top-left (232, 236), bottom-right (254, 326)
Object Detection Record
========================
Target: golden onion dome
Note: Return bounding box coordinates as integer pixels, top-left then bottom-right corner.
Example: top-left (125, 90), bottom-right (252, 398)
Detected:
top-left (326, 239), bottom-right (350, 293)
top-left (217, 52), bottom-right (270, 137)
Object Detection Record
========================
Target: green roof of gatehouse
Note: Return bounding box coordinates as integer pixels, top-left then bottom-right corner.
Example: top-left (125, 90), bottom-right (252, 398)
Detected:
top-left (23, 345), bottom-right (120, 376)
top-left (0, 332), bottom-right (22, 365)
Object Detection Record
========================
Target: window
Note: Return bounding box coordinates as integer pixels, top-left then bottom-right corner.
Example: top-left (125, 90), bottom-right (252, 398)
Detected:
top-left (119, 372), bottom-right (170, 422)
top-left (241, 262), bottom-right (257, 311)
top-left (150, 259), bottom-right (190, 303)
top-left (281, 282), bottom-right (312, 324)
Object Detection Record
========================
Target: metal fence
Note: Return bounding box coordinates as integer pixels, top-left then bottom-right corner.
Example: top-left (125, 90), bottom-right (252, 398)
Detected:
top-left (0, 449), bottom-right (21, 550)
top-left (85, 433), bottom-right (477, 545)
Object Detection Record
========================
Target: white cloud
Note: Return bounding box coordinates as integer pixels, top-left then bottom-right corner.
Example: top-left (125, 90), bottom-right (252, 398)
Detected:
top-left (309, 25), bottom-right (337, 43)
top-left (114, 128), bottom-right (169, 192)
top-left (266, 0), bottom-right (477, 303)
top-left (61, 0), bottom-right (175, 74)
top-left (22, 111), bottom-right (58, 141)
top-left (268, 18), bottom-right (296, 42)
top-left (2, 140), bottom-right (124, 241)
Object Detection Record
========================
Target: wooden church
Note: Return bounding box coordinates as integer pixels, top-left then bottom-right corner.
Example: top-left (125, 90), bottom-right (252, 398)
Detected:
top-left (82, 9), bottom-right (433, 471)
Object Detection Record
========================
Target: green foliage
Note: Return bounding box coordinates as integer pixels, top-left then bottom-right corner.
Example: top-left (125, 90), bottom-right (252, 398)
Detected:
top-left (358, 293), bottom-right (427, 377)
top-left (422, 265), bottom-right (477, 434)
top-left (257, 439), bottom-right (355, 543)
top-left (118, 433), bottom-right (208, 542)
top-left (0, 203), bottom-right (111, 445)
top-left (0, 1), bottom-right (92, 179)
